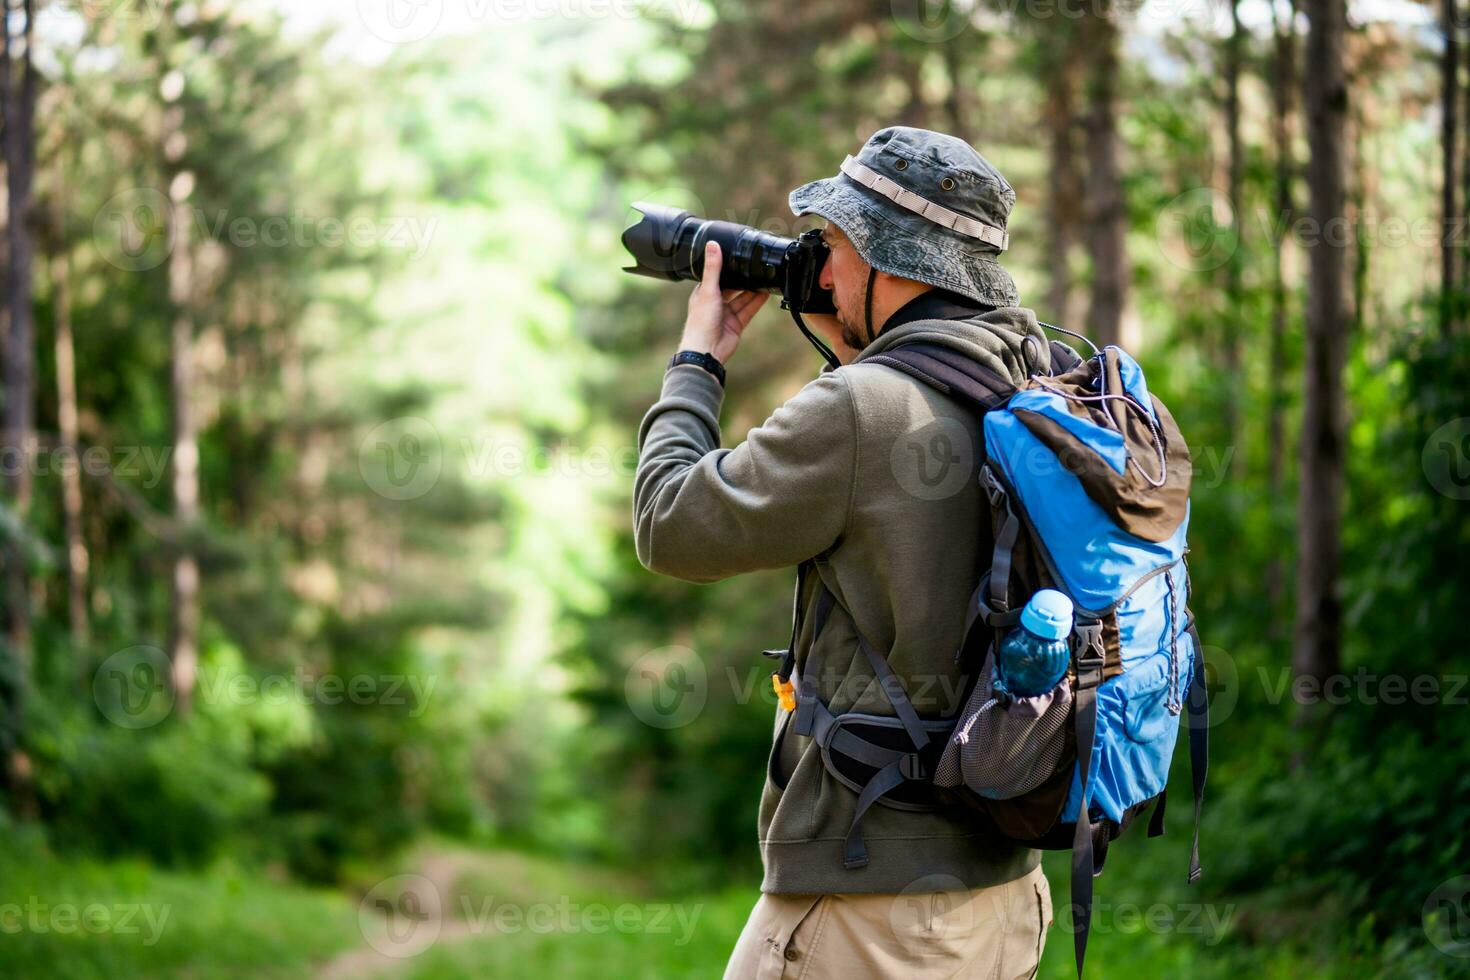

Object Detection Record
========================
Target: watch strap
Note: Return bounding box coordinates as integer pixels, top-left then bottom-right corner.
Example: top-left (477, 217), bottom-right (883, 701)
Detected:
top-left (669, 349), bottom-right (726, 387)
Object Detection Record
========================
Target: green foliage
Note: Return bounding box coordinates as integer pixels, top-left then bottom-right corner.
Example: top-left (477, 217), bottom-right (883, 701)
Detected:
top-left (27, 696), bottom-right (270, 868)
top-left (2, 1), bottom-right (1467, 976)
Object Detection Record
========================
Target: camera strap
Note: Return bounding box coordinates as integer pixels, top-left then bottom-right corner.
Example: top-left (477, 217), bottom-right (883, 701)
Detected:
top-left (863, 266), bottom-right (878, 346)
top-left (789, 308), bottom-right (840, 372)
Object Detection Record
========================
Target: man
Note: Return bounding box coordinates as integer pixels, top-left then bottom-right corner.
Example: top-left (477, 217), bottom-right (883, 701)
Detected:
top-left (634, 128), bottom-right (1056, 978)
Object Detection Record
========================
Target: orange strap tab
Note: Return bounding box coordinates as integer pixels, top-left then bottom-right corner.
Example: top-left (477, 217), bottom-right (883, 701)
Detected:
top-left (771, 674), bottom-right (796, 712)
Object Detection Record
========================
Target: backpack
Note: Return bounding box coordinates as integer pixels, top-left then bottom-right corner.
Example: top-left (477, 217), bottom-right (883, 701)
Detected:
top-left (765, 324), bottom-right (1208, 978)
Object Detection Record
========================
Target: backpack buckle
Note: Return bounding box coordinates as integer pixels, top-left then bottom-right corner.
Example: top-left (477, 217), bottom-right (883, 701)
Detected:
top-left (980, 465), bottom-right (1006, 506)
top-left (899, 753), bottom-right (929, 781)
top-left (1073, 622), bottom-right (1106, 689)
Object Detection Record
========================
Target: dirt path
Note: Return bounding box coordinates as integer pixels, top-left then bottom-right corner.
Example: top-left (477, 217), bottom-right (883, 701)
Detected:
top-left (316, 845), bottom-right (642, 979)
top-left (317, 849), bottom-right (484, 980)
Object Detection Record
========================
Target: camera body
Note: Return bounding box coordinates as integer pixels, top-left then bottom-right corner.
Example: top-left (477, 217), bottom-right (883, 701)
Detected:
top-left (621, 203), bottom-right (836, 315)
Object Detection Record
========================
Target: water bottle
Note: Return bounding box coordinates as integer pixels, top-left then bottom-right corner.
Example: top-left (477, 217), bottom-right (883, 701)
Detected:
top-left (994, 590), bottom-right (1074, 698)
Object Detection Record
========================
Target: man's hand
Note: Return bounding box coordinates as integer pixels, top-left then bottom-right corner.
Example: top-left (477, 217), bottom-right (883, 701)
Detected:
top-left (678, 241), bottom-right (769, 365)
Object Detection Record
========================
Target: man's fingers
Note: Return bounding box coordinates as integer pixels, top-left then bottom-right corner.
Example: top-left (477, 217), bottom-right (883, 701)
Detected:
top-left (699, 241), bottom-right (722, 294)
top-left (735, 292), bottom-right (770, 326)
top-left (726, 290), bottom-right (760, 313)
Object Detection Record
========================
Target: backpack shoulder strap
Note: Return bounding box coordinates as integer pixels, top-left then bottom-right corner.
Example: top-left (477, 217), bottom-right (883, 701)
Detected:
top-left (866, 342), bottom-right (1018, 414)
top-left (1048, 338), bottom-right (1085, 375)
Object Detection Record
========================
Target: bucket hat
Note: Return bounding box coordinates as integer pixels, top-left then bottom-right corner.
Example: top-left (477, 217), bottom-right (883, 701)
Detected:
top-left (789, 126), bottom-right (1020, 308)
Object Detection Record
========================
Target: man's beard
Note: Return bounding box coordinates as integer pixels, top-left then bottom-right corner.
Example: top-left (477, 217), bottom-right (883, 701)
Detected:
top-left (836, 310), bottom-right (869, 352)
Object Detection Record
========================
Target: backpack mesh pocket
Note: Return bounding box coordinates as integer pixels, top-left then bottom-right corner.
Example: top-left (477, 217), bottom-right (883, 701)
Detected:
top-left (935, 659), bottom-right (1072, 800)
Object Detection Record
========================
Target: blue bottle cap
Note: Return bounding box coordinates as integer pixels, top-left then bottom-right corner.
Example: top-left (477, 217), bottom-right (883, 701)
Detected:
top-left (1021, 589), bottom-right (1074, 641)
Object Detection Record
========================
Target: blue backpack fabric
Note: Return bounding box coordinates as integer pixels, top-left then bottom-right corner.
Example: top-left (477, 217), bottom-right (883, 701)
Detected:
top-left (767, 327), bottom-right (1208, 979)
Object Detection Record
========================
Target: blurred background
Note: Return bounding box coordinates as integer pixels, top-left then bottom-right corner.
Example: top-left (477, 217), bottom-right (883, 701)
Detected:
top-left (0, 0), bottom-right (1467, 976)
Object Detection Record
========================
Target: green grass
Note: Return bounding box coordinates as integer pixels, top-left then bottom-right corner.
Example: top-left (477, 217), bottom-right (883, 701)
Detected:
top-left (1, 829), bottom-right (1439, 979)
top-left (0, 829), bottom-right (360, 979)
top-left (401, 887), bottom-right (751, 980)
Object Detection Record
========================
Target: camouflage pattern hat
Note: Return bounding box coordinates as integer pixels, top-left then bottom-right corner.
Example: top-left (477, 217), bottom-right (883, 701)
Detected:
top-left (789, 126), bottom-right (1020, 308)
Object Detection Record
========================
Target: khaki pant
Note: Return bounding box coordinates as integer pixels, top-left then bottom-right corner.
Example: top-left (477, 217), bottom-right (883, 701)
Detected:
top-left (722, 864), bottom-right (1054, 980)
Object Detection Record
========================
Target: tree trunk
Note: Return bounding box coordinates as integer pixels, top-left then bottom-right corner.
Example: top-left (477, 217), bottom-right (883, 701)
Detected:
top-left (167, 181), bottom-right (200, 717)
top-left (3, 0), bottom-right (36, 675)
top-left (1266, 0), bottom-right (1298, 625)
top-left (1293, 0), bottom-right (1349, 697)
top-left (1043, 30), bottom-right (1082, 327)
top-left (50, 170), bottom-right (90, 669)
top-left (1460, 3), bottom-right (1470, 309)
top-left (941, 43), bottom-right (967, 137)
top-left (160, 22), bottom-right (200, 714)
top-left (1442, 0), bottom-right (1460, 334)
top-left (1081, 3), bottom-right (1127, 349)
top-left (1223, 0), bottom-right (1245, 439)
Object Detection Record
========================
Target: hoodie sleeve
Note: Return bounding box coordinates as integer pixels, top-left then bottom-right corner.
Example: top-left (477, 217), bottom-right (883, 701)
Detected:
top-left (633, 363), bottom-right (857, 583)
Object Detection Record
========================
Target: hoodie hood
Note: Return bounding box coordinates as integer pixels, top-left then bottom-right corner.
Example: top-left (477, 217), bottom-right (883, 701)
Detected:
top-left (838, 305), bottom-right (1053, 388)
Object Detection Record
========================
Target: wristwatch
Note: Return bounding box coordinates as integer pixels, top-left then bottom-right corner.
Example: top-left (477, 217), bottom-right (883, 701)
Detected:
top-left (669, 349), bottom-right (726, 388)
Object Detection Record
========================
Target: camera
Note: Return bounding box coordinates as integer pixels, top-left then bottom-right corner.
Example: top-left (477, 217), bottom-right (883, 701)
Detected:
top-left (621, 203), bottom-right (836, 316)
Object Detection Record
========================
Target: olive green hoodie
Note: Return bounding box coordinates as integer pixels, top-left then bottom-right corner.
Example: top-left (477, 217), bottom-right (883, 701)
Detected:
top-left (634, 306), bottom-right (1052, 895)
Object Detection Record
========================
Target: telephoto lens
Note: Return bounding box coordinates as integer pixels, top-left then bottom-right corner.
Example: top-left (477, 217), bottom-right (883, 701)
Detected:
top-left (621, 202), bottom-right (839, 366)
top-left (621, 203), bottom-right (792, 292)
top-left (621, 203), bottom-right (834, 315)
